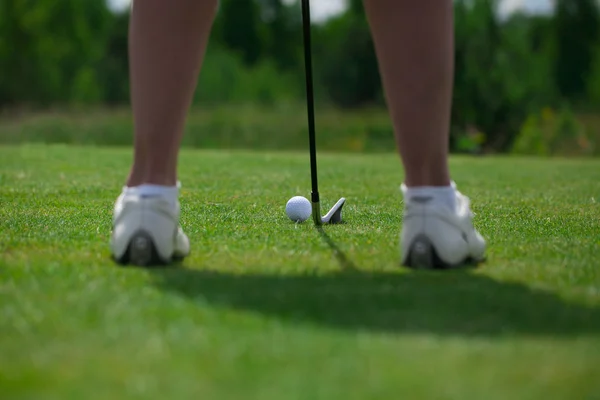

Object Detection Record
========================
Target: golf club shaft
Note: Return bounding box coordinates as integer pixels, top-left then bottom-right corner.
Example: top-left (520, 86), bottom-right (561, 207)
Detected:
top-left (301, 0), bottom-right (320, 216)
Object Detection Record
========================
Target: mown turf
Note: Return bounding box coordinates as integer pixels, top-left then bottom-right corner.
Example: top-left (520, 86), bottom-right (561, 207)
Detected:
top-left (1, 144), bottom-right (599, 400)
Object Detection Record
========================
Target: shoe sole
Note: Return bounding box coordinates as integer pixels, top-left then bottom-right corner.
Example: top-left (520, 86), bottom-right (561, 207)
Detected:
top-left (404, 234), bottom-right (478, 270)
top-left (112, 230), bottom-right (184, 267)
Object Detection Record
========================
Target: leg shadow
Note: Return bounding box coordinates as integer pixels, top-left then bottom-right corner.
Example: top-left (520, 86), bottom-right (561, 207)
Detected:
top-left (145, 212), bottom-right (600, 338)
top-left (147, 266), bottom-right (600, 338)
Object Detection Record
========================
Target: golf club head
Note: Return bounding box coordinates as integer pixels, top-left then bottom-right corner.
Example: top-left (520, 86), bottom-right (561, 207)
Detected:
top-left (321, 197), bottom-right (346, 224)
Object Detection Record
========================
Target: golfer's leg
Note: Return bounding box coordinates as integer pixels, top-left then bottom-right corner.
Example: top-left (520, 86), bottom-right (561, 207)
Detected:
top-left (110, 0), bottom-right (217, 265)
top-left (363, 0), bottom-right (486, 267)
top-left (127, 0), bottom-right (218, 187)
top-left (363, 0), bottom-right (453, 189)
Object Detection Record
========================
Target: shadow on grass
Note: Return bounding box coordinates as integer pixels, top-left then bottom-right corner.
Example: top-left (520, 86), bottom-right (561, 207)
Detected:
top-left (147, 229), bottom-right (600, 337)
top-left (315, 226), bottom-right (359, 272)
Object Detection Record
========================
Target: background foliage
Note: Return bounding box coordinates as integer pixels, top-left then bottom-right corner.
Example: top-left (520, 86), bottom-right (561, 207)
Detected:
top-left (1, 0), bottom-right (599, 155)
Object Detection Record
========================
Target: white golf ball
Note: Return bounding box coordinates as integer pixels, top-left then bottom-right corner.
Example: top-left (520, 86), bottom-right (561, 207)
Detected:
top-left (285, 196), bottom-right (311, 222)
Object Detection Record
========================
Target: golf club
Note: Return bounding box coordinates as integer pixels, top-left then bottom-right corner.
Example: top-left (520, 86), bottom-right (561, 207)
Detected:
top-left (301, 0), bottom-right (346, 226)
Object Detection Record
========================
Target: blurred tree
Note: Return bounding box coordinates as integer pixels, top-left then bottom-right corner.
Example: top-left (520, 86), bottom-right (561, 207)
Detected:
top-left (528, 14), bottom-right (554, 53)
top-left (311, 0), bottom-right (381, 107)
top-left (451, 0), bottom-right (552, 151)
top-left (98, 8), bottom-right (130, 105)
top-left (553, 0), bottom-right (600, 101)
top-left (0, 0), bottom-right (598, 157)
top-left (587, 42), bottom-right (600, 107)
top-left (256, 0), bottom-right (302, 71)
top-left (348, 0), bottom-right (364, 16)
top-left (0, 0), bottom-right (114, 108)
top-left (212, 0), bottom-right (265, 66)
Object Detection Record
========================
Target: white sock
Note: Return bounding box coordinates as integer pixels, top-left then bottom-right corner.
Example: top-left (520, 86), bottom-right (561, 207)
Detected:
top-left (123, 181), bottom-right (180, 206)
top-left (401, 181), bottom-right (457, 212)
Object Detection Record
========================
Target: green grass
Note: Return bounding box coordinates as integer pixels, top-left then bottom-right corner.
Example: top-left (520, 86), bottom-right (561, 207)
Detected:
top-left (1, 144), bottom-right (599, 400)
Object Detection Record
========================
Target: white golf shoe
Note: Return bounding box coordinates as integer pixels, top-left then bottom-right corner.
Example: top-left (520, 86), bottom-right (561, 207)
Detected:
top-left (110, 192), bottom-right (190, 266)
top-left (400, 185), bottom-right (486, 269)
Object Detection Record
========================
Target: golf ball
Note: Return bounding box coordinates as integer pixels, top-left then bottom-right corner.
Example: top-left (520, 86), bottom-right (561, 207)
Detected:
top-left (285, 196), bottom-right (311, 222)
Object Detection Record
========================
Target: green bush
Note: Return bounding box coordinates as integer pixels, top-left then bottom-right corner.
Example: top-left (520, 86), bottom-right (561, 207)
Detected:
top-left (451, 2), bottom-right (557, 153)
top-left (0, 105), bottom-right (385, 152)
top-left (194, 45), bottom-right (302, 106)
top-left (70, 67), bottom-right (104, 105)
top-left (511, 107), bottom-right (595, 156)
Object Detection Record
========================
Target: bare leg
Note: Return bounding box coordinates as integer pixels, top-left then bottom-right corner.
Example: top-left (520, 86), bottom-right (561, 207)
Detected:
top-left (362, 0), bottom-right (487, 268)
top-left (363, 0), bottom-right (453, 187)
top-left (126, 0), bottom-right (218, 187)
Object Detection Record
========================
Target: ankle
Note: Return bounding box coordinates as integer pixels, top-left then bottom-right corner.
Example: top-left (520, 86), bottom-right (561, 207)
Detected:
top-left (403, 174), bottom-right (451, 187)
top-left (402, 161), bottom-right (450, 187)
top-left (123, 182), bottom-right (180, 206)
top-left (401, 182), bottom-right (457, 211)
top-left (126, 172), bottom-right (178, 187)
